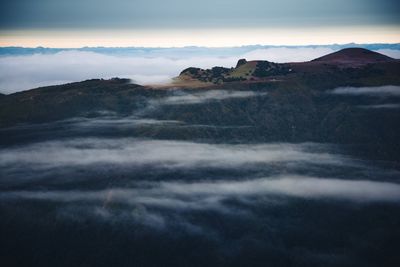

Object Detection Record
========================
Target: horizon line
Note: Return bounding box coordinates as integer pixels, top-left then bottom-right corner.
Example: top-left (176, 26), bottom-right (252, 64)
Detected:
top-left (1, 42), bottom-right (400, 50)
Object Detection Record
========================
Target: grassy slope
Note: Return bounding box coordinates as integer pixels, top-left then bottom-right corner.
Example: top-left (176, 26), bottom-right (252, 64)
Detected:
top-left (227, 61), bottom-right (257, 79)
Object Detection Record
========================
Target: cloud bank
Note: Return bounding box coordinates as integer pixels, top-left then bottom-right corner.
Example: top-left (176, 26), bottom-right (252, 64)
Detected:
top-left (358, 103), bottom-right (400, 109)
top-left (1, 47), bottom-right (399, 94)
top-left (376, 49), bottom-right (400, 59)
top-left (66, 116), bottom-right (184, 129)
top-left (153, 90), bottom-right (268, 106)
top-left (0, 138), bottom-right (348, 169)
top-left (0, 50), bottom-right (235, 93)
top-left (2, 176), bottom-right (400, 216)
top-left (5, 47), bottom-right (396, 94)
top-left (331, 85), bottom-right (400, 96)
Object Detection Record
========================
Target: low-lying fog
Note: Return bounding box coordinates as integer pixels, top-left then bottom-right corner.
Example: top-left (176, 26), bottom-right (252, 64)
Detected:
top-left (1, 87), bottom-right (400, 267)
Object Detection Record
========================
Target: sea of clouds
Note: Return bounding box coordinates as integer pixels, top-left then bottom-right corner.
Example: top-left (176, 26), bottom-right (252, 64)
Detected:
top-left (1, 134), bottom-right (399, 237)
top-left (1, 135), bottom-right (399, 207)
top-left (1, 46), bottom-right (399, 94)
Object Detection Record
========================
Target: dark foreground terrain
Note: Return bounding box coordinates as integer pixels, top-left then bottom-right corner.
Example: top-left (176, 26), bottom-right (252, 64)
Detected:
top-left (1, 48), bottom-right (400, 267)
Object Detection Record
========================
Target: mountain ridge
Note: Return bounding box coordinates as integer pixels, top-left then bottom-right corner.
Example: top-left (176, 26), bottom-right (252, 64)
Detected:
top-left (169, 48), bottom-right (398, 88)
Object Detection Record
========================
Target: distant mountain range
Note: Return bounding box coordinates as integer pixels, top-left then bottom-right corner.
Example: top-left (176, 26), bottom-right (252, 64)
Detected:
top-left (0, 43), bottom-right (399, 56)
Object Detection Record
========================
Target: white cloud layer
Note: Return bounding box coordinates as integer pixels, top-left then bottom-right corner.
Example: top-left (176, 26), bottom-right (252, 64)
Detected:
top-left (331, 85), bottom-right (400, 96)
top-left (0, 51), bottom-right (236, 93)
top-left (358, 103), bottom-right (400, 109)
top-left (7, 47), bottom-right (398, 94)
top-left (0, 138), bottom-right (350, 170)
top-left (1, 136), bottom-right (399, 228)
top-left (376, 49), bottom-right (400, 59)
top-left (67, 116), bottom-right (184, 128)
top-left (2, 176), bottom-right (400, 209)
top-left (1, 47), bottom-right (398, 94)
top-left (152, 90), bottom-right (268, 106)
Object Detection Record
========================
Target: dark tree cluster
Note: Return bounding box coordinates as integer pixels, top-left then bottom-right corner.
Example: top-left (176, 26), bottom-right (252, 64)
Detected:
top-left (253, 61), bottom-right (290, 77)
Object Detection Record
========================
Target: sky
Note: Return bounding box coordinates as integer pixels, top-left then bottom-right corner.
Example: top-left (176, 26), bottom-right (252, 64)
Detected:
top-left (0, 0), bottom-right (399, 47)
top-left (1, 0), bottom-right (400, 92)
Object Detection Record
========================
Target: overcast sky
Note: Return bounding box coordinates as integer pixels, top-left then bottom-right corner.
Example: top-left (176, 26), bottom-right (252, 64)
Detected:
top-left (0, 0), bottom-right (399, 46)
top-left (1, 0), bottom-right (399, 29)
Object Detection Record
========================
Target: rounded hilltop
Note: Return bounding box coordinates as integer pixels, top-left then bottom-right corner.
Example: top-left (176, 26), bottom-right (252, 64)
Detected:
top-left (312, 48), bottom-right (395, 64)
